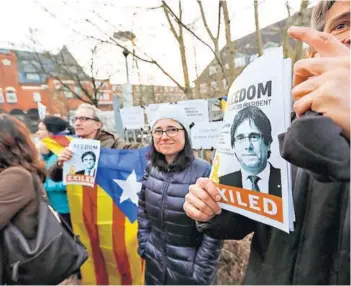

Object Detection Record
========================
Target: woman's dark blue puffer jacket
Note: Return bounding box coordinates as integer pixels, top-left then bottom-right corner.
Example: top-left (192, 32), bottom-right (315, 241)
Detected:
top-left (137, 158), bottom-right (222, 285)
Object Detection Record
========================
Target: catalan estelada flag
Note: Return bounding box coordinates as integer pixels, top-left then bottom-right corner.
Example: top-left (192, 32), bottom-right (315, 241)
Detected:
top-left (42, 136), bottom-right (148, 285)
top-left (42, 135), bottom-right (72, 155)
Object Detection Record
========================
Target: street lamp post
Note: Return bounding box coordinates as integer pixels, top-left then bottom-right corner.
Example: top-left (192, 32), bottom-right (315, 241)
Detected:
top-left (122, 48), bottom-right (130, 83)
top-left (113, 31), bottom-right (136, 108)
top-left (111, 31), bottom-right (136, 140)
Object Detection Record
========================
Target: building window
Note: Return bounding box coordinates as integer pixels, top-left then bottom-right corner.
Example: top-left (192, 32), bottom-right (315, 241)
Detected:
top-left (26, 73), bottom-right (40, 81)
top-left (211, 81), bottom-right (219, 91)
top-left (75, 87), bottom-right (82, 96)
top-left (64, 88), bottom-right (73, 98)
top-left (103, 93), bottom-right (109, 100)
top-left (234, 54), bottom-right (247, 67)
top-left (102, 82), bottom-right (109, 89)
top-left (200, 83), bottom-right (208, 94)
top-left (0, 88), bottom-right (4, 103)
top-left (263, 41), bottom-right (279, 52)
top-left (6, 87), bottom-right (17, 103)
top-left (95, 80), bottom-right (102, 88)
top-left (33, 92), bottom-right (41, 102)
top-left (222, 79), bottom-right (228, 90)
top-left (209, 65), bottom-right (217, 76)
top-left (68, 66), bottom-right (78, 73)
top-left (2, 59), bottom-right (11, 66)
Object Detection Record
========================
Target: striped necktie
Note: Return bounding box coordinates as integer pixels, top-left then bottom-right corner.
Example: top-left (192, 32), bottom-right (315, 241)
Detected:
top-left (248, 175), bottom-right (260, 191)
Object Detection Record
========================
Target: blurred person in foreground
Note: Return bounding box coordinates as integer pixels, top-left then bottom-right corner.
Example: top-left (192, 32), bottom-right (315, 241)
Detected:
top-left (183, 1), bottom-right (350, 284)
top-left (137, 104), bottom-right (222, 285)
top-left (49, 103), bottom-right (142, 182)
top-left (0, 114), bottom-right (47, 284)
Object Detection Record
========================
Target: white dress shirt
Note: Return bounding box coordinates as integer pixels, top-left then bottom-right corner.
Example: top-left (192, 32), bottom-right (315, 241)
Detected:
top-left (84, 169), bottom-right (93, 176)
top-left (241, 163), bottom-right (271, 194)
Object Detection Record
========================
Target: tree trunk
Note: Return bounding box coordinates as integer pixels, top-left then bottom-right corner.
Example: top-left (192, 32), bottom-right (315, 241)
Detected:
top-left (179, 39), bottom-right (192, 98)
top-left (254, 0), bottom-right (263, 56)
top-left (178, 0), bottom-right (192, 98)
top-left (222, 1), bottom-right (235, 86)
top-left (283, 1), bottom-right (292, 58)
top-left (293, 0), bottom-right (309, 63)
top-left (162, 0), bottom-right (192, 99)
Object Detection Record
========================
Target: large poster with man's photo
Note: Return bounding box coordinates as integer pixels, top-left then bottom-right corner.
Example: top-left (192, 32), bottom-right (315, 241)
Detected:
top-left (63, 138), bottom-right (101, 187)
top-left (211, 47), bottom-right (293, 233)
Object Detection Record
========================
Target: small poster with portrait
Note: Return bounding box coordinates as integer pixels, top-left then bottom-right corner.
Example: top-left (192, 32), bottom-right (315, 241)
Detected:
top-left (63, 138), bottom-right (101, 187)
top-left (211, 47), bottom-right (294, 233)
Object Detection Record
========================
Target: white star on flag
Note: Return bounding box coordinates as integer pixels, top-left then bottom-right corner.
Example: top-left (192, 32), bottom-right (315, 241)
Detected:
top-left (113, 169), bottom-right (142, 205)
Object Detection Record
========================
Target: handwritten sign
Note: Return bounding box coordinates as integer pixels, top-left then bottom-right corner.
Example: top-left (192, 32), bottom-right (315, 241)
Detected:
top-left (191, 121), bottom-right (222, 149)
top-left (120, 106), bottom-right (145, 129)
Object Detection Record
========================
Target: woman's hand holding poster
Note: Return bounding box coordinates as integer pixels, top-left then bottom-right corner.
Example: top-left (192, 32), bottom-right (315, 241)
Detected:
top-left (211, 47), bottom-right (295, 233)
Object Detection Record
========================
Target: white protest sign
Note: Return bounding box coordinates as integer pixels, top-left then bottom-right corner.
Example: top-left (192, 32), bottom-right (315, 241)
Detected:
top-left (37, 102), bottom-right (47, 120)
top-left (63, 138), bottom-right (101, 187)
top-left (146, 100), bottom-right (209, 126)
top-left (178, 99), bottom-right (209, 123)
top-left (120, 106), bottom-right (145, 129)
top-left (146, 103), bottom-right (170, 125)
top-left (191, 121), bottom-right (222, 149)
top-left (99, 111), bottom-right (116, 133)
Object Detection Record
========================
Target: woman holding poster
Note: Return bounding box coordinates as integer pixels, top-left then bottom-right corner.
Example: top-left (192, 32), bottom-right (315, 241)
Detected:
top-left (137, 104), bottom-right (222, 285)
top-left (36, 116), bottom-right (75, 227)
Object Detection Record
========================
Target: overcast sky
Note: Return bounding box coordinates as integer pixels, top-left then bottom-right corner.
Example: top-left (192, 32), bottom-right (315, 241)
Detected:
top-left (0, 0), bottom-right (318, 86)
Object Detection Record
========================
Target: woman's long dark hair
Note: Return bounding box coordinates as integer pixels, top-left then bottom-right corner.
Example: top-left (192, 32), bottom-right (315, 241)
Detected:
top-left (0, 114), bottom-right (46, 181)
top-left (42, 116), bottom-right (75, 135)
top-left (148, 126), bottom-right (194, 172)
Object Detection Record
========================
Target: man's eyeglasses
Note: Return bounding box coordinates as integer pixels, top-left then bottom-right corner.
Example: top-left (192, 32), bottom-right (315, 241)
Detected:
top-left (234, 132), bottom-right (263, 144)
top-left (73, 116), bottom-right (99, 123)
top-left (152, 128), bottom-right (184, 139)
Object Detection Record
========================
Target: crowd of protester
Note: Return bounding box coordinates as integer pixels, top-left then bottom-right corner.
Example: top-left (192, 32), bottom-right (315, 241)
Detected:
top-left (0, 1), bottom-right (349, 284)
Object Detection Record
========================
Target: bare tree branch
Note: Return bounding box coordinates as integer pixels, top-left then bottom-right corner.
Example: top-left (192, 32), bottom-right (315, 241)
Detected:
top-left (197, 0), bottom-right (216, 43)
top-left (293, 0), bottom-right (309, 63)
top-left (222, 0), bottom-right (236, 85)
top-left (283, 0), bottom-right (292, 58)
top-left (163, 3), bottom-right (179, 40)
top-left (84, 19), bottom-right (187, 93)
top-left (216, 1), bottom-right (222, 41)
top-left (161, 0), bottom-right (228, 90)
top-left (161, 1), bottom-right (216, 59)
top-left (254, 0), bottom-right (264, 56)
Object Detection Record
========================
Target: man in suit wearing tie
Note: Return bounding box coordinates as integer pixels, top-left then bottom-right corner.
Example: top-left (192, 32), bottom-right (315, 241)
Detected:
top-left (219, 106), bottom-right (281, 197)
top-left (76, 151), bottom-right (96, 176)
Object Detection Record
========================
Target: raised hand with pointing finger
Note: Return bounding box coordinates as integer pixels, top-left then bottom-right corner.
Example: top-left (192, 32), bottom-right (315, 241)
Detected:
top-left (288, 20), bottom-right (350, 138)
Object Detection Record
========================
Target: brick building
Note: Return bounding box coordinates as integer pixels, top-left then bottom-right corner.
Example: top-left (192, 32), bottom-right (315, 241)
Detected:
top-left (0, 47), bottom-right (114, 132)
top-left (0, 45), bottom-right (190, 132)
top-left (112, 84), bottom-right (188, 107)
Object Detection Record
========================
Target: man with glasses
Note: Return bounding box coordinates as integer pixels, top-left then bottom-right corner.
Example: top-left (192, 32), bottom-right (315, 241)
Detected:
top-left (220, 106), bottom-right (281, 197)
top-left (49, 103), bottom-right (141, 182)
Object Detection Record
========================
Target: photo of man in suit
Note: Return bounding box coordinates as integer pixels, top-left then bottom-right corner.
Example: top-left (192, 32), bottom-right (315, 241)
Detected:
top-left (220, 106), bottom-right (281, 197)
top-left (76, 151), bottom-right (97, 176)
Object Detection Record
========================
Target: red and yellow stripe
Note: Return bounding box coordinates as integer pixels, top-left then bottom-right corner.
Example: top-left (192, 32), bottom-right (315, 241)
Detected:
top-left (41, 136), bottom-right (72, 156)
top-left (67, 184), bottom-right (144, 285)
